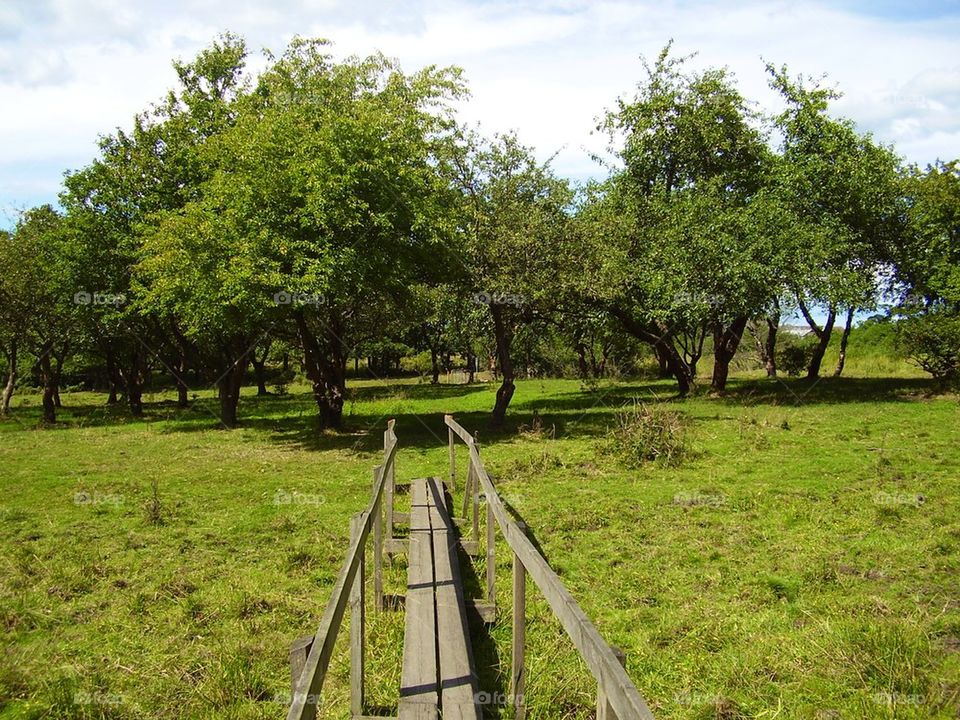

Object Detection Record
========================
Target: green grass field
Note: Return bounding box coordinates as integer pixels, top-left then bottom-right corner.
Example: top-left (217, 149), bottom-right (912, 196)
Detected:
top-left (2, 362), bottom-right (959, 718)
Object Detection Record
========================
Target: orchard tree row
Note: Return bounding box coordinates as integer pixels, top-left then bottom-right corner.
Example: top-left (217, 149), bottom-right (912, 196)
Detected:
top-left (0, 36), bottom-right (957, 428)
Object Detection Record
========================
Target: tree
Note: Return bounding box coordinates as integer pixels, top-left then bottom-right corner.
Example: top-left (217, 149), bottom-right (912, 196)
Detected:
top-left (457, 133), bottom-right (573, 426)
top-left (768, 64), bottom-right (904, 379)
top-left (2, 207), bottom-right (80, 422)
top-left (585, 44), bottom-right (774, 394)
top-left (891, 160), bottom-right (960, 388)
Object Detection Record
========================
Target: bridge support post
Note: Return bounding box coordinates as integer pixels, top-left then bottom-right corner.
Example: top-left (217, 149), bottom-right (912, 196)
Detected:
top-left (472, 433), bottom-right (480, 545)
top-left (511, 521), bottom-right (527, 720)
top-left (447, 421), bottom-right (456, 492)
top-left (596, 646), bottom-right (627, 720)
top-left (385, 420), bottom-right (396, 543)
top-left (349, 512), bottom-right (366, 716)
top-left (486, 501), bottom-right (495, 609)
top-left (372, 468), bottom-right (384, 612)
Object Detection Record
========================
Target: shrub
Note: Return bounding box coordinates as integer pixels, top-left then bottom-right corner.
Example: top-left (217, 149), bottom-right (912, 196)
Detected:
top-left (897, 311), bottom-right (960, 387)
top-left (776, 335), bottom-right (817, 376)
top-left (608, 400), bottom-right (688, 466)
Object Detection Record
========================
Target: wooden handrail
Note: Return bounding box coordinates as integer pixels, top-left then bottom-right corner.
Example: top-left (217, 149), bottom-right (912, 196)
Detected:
top-left (286, 426), bottom-right (399, 720)
top-left (444, 415), bottom-right (656, 720)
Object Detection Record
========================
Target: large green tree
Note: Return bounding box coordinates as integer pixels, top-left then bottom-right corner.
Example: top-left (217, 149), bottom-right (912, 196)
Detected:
top-left (584, 45), bottom-right (774, 394)
top-left (768, 64), bottom-right (904, 378)
top-left (457, 133), bottom-right (574, 425)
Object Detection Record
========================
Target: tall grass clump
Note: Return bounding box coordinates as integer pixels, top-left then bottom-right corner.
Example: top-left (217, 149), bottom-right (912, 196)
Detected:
top-left (607, 400), bottom-right (689, 466)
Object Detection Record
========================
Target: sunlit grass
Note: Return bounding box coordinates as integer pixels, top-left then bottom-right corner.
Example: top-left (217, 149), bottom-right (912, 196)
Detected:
top-left (1, 369), bottom-right (958, 718)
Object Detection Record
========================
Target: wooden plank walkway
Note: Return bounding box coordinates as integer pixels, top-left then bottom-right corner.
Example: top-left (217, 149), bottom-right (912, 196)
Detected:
top-left (398, 478), bottom-right (481, 720)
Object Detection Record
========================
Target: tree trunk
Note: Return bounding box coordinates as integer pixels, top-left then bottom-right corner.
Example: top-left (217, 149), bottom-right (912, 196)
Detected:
top-left (489, 304), bottom-right (515, 428)
top-left (175, 354), bottom-right (190, 408)
top-left (575, 342), bottom-right (589, 379)
top-left (252, 358), bottom-right (269, 395)
top-left (105, 345), bottom-right (121, 404)
top-left (653, 342), bottom-right (672, 378)
top-left (252, 340), bottom-right (272, 395)
top-left (711, 315), bottom-right (749, 392)
top-left (799, 301), bottom-right (837, 380)
top-left (764, 312), bottom-right (779, 377)
top-left (608, 306), bottom-right (691, 395)
top-left (120, 349), bottom-right (147, 417)
top-left (38, 349), bottom-right (57, 423)
top-left (217, 351), bottom-right (249, 428)
top-left (52, 350), bottom-right (65, 409)
top-left (1, 341), bottom-right (17, 415)
top-left (833, 307), bottom-right (855, 377)
top-left (296, 311), bottom-right (346, 430)
top-left (430, 348), bottom-right (440, 384)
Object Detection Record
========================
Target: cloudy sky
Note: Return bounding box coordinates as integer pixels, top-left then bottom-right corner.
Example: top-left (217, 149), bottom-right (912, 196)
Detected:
top-left (1, 0), bottom-right (959, 228)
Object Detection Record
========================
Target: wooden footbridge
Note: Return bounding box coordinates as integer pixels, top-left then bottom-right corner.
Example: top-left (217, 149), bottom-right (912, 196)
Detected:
top-left (286, 416), bottom-right (655, 720)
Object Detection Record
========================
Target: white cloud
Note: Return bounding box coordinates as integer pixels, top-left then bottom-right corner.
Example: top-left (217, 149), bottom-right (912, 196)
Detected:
top-left (0, 0), bottom-right (958, 219)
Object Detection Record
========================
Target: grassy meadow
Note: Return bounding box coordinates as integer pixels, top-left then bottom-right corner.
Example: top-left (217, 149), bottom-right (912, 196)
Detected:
top-left (1, 349), bottom-right (959, 718)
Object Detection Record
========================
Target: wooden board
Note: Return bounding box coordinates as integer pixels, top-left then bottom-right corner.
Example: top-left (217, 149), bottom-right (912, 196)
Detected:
top-left (427, 478), bottom-right (482, 720)
top-left (399, 478), bottom-right (481, 720)
top-left (398, 480), bottom-right (439, 717)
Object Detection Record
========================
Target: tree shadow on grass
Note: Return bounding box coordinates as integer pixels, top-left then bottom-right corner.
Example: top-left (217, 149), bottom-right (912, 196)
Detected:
top-left (1, 376), bottom-right (942, 456)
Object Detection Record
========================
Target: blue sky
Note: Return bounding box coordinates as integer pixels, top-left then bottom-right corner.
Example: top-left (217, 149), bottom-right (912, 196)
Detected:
top-left (1, 0), bottom-right (959, 230)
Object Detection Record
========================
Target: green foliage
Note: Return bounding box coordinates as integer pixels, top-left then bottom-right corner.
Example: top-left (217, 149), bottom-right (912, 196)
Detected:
top-left (896, 311), bottom-right (960, 386)
top-left (777, 334), bottom-right (818, 376)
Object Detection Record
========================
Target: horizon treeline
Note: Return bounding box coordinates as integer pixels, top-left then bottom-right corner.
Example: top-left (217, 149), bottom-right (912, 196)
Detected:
top-left (1, 34), bottom-right (957, 428)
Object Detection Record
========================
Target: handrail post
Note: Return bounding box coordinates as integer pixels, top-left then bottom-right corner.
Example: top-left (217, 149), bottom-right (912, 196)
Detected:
top-left (471, 434), bottom-right (480, 545)
top-left (447, 419), bottom-right (456, 492)
top-left (596, 646), bottom-right (627, 720)
top-left (462, 455), bottom-right (472, 520)
top-left (385, 420), bottom-right (396, 543)
top-left (372, 468), bottom-right (384, 612)
top-left (349, 513), bottom-right (365, 716)
top-left (511, 521), bottom-right (527, 720)
top-left (486, 500), bottom-right (495, 608)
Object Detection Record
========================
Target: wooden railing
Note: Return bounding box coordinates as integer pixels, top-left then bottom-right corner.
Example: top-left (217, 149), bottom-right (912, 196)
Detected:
top-left (286, 420), bottom-right (397, 720)
top-left (445, 415), bottom-right (656, 720)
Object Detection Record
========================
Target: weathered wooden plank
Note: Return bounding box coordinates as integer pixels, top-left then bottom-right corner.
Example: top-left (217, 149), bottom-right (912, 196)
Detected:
top-left (372, 468), bottom-right (384, 612)
top-left (485, 500), bottom-right (495, 607)
top-left (597, 646), bottom-right (627, 720)
top-left (385, 420), bottom-right (396, 541)
top-left (426, 478), bottom-right (481, 720)
top-left (399, 480), bottom-right (439, 717)
top-left (511, 521), bottom-right (527, 720)
top-left (349, 513), bottom-right (365, 716)
top-left (448, 423), bottom-right (457, 492)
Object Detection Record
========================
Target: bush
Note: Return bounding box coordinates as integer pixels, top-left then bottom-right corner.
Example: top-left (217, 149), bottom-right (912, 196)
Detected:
top-left (897, 311), bottom-right (960, 387)
top-left (776, 335), bottom-right (817, 376)
top-left (608, 400), bottom-right (688, 466)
